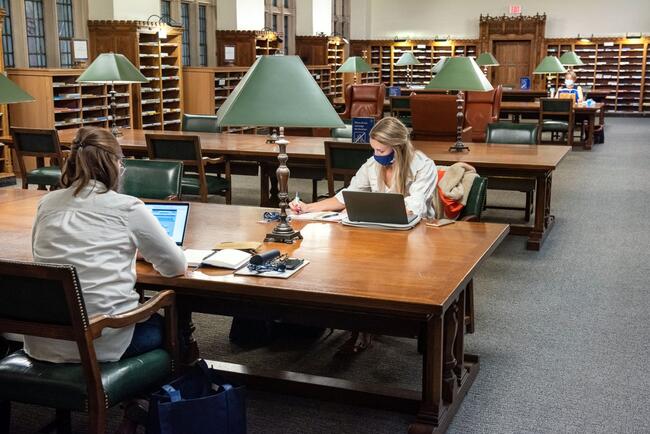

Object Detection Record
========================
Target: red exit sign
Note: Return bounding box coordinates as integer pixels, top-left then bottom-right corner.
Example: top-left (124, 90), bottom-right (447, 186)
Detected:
top-left (509, 4), bottom-right (522, 14)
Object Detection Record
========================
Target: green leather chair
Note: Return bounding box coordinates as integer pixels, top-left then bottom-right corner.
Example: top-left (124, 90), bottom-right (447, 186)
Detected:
top-left (486, 122), bottom-right (538, 221)
top-left (121, 159), bottom-right (183, 200)
top-left (0, 260), bottom-right (178, 434)
top-left (182, 114), bottom-right (221, 133)
top-left (11, 128), bottom-right (65, 190)
top-left (145, 134), bottom-right (231, 203)
top-left (323, 140), bottom-right (374, 196)
top-left (539, 97), bottom-right (574, 146)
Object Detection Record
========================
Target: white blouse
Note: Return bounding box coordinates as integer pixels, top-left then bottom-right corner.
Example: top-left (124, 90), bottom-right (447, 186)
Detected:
top-left (335, 150), bottom-right (438, 218)
top-left (27, 182), bottom-right (187, 363)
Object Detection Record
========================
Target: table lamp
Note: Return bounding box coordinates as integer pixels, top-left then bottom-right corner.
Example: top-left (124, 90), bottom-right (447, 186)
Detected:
top-left (533, 56), bottom-right (567, 97)
top-left (426, 56), bottom-right (493, 152)
top-left (77, 53), bottom-right (148, 136)
top-left (336, 56), bottom-right (373, 85)
top-left (395, 51), bottom-right (421, 88)
top-left (559, 51), bottom-right (584, 71)
top-left (431, 57), bottom-right (448, 75)
top-left (476, 52), bottom-right (499, 76)
top-left (217, 56), bottom-right (344, 244)
top-left (0, 73), bottom-right (34, 177)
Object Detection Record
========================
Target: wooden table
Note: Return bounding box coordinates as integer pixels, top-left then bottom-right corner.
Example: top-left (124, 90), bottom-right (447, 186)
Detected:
top-left (0, 189), bottom-right (508, 434)
top-left (500, 101), bottom-right (604, 150)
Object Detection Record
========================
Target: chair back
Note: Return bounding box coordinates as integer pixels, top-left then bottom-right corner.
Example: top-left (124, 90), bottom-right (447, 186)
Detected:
top-left (182, 114), bottom-right (221, 133)
top-left (540, 98), bottom-right (573, 117)
top-left (459, 176), bottom-right (488, 221)
top-left (341, 84), bottom-right (386, 120)
top-left (121, 159), bottom-right (183, 200)
top-left (11, 128), bottom-right (64, 179)
top-left (465, 85), bottom-right (502, 142)
top-left (390, 96), bottom-right (411, 115)
top-left (145, 134), bottom-right (203, 169)
top-left (486, 122), bottom-right (538, 145)
top-left (324, 141), bottom-right (374, 196)
top-left (410, 94), bottom-right (460, 140)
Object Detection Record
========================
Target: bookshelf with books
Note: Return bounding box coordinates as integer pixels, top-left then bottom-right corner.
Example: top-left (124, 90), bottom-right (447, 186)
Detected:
top-left (88, 20), bottom-right (184, 130)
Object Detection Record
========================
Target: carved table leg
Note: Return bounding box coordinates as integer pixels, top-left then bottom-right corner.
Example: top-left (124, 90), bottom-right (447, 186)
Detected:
top-left (178, 303), bottom-right (199, 365)
top-left (527, 171), bottom-right (555, 251)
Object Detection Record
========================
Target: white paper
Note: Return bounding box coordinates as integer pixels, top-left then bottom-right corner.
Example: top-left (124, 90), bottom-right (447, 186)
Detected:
top-left (225, 46), bottom-right (236, 61)
top-left (73, 40), bottom-right (88, 61)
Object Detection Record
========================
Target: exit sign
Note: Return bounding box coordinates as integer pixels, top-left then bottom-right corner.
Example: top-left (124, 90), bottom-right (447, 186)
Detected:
top-left (509, 4), bottom-right (522, 14)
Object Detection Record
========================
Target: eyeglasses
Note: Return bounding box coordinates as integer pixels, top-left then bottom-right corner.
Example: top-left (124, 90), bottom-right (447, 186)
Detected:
top-left (118, 158), bottom-right (126, 177)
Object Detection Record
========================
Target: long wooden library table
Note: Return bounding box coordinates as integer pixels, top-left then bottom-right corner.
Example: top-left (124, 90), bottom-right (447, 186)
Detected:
top-left (0, 189), bottom-right (508, 434)
top-left (500, 101), bottom-right (604, 150)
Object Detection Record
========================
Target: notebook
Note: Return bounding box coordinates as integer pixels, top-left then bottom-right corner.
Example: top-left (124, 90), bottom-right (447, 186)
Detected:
top-left (145, 202), bottom-right (190, 246)
top-left (184, 249), bottom-right (252, 269)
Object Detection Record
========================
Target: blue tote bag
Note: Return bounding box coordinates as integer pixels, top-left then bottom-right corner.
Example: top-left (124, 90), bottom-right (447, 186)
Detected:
top-left (147, 359), bottom-right (246, 434)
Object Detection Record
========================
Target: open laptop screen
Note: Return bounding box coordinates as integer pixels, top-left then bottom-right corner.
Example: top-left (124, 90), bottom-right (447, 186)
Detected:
top-left (144, 202), bottom-right (190, 246)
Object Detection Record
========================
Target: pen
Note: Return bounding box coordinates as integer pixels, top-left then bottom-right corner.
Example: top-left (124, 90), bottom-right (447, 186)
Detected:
top-left (321, 213), bottom-right (339, 219)
top-left (191, 250), bottom-right (218, 272)
top-left (201, 250), bottom-right (218, 262)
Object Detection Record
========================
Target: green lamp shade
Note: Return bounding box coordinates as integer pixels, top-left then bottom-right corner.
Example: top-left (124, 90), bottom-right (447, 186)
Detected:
top-left (336, 56), bottom-right (373, 73)
top-left (533, 56), bottom-right (567, 74)
top-left (431, 57), bottom-right (448, 74)
top-left (77, 53), bottom-right (148, 84)
top-left (217, 55), bottom-right (344, 128)
top-left (476, 52), bottom-right (499, 67)
top-left (559, 51), bottom-right (584, 66)
top-left (0, 74), bottom-right (34, 104)
top-left (395, 51), bottom-right (421, 66)
top-left (425, 56), bottom-right (493, 91)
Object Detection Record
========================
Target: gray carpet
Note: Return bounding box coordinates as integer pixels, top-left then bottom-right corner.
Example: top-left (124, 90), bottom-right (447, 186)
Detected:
top-left (7, 117), bottom-right (650, 433)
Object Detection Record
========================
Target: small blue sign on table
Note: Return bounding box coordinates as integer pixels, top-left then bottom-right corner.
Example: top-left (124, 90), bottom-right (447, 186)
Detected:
top-left (387, 86), bottom-right (401, 97)
top-left (520, 76), bottom-right (531, 90)
top-left (352, 117), bottom-right (375, 144)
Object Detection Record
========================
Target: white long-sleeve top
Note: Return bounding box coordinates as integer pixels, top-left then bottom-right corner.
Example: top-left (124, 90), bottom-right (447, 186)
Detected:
top-left (335, 151), bottom-right (438, 218)
top-left (26, 181), bottom-right (187, 363)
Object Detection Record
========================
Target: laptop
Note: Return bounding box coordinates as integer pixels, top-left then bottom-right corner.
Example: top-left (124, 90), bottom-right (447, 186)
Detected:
top-left (145, 202), bottom-right (190, 246)
top-left (342, 191), bottom-right (418, 225)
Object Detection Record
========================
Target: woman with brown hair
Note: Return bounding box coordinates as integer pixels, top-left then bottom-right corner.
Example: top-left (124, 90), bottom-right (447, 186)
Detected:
top-left (26, 127), bottom-right (187, 363)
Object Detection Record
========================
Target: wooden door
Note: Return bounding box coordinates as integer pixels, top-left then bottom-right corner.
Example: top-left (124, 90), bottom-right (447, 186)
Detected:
top-left (493, 40), bottom-right (531, 87)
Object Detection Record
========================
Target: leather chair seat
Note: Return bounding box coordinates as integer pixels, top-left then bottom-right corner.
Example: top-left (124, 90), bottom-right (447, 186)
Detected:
top-left (25, 166), bottom-right (61, 186)
top-left (331, 125), bottom-right (353, 139)
top-left (182, 173), bottom-right (229, 195)
top-left (0, 349), bottom-right (171, 411)
top-left (542, 120), bottom-right (569, 132)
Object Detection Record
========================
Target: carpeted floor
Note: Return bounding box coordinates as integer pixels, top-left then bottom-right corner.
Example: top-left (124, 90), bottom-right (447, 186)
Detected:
top-left (6, 117), bottom-right (650, 433)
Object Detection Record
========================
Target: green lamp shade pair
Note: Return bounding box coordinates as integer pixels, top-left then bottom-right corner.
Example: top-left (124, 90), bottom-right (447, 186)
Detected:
top-left (534, 56), bottom-right (568, 74)
top-left (426, 56), bottom-right (493, 91)
top-left (217, 56), bottom-right (344, 128)
top-left (336, 56), bottom-right (373, 74)
top-left (77, 53), bottom-right (148, 84)
top-left (0, 74), bottom-right (34, 104)
top-left (475, 52), bottom-right (499, 67)
top-left (395, 51), bottom-right (421, 67)
top-left (559, 51), bottom-right (584, 66)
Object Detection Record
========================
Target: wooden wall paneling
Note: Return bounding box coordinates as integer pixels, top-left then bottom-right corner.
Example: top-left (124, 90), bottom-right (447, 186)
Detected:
top-left (295, 36), bottom-right (329, 65)
top-left (183, 67), bottom-right (216, 115)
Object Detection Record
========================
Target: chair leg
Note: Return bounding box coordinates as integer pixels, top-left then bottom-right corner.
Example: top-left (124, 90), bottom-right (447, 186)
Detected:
top-left (0, 401), bottom-right (10, 434)
top-left (56, 409), bottom-right (71, 434)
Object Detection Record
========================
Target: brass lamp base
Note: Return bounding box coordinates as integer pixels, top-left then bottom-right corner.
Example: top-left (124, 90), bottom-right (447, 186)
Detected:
top-left (264, 228), bottom-right (303, 244)
top-left (449, 141), bottom-right (470, 152)
top-left (449, 90), bottom-right (470, 153)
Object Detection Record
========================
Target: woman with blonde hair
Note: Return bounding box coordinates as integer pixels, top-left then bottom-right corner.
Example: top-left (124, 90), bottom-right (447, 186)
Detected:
top-left (291, 116), bottom-right (438, 218)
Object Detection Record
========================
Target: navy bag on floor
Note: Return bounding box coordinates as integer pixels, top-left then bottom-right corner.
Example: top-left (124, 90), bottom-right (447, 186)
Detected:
top-left (146, 359), bottom-right (246, 434)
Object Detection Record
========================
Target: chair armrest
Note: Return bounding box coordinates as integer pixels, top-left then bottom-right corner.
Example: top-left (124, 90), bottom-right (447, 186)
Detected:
top-left (88, 290), bottom-right (176, 339)
top-left (202, 156), bottom-right (225, 165)
top-left (460, 215), bottom-right (479, 222)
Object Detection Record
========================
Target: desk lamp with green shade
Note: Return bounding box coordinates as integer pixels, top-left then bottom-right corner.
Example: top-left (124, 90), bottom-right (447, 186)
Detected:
top-left (475, 52), bottom-right (499, 76)
top-left (0, 73), bottom-right (34, 180)
top-left (336, 56), bottom-right (373, 85)
top-left (426, 56), bottom-right (493, 152)
top-left (533, 55), bottom-right (567, 97)
top-left (217, 55), bottom-right (344, 244)
top-left (77, 53), bottom-right (148, 136)
top-left (431, 56), bottom-right (448, 75)
top-left (558, 51), bottom-right (584, 71)
top-left (395, 51), bottom-right (421, 88)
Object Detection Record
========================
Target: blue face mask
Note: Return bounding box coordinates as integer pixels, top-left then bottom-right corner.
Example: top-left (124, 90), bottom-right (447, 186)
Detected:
top-left (374, 150), bottom-right (395, 166)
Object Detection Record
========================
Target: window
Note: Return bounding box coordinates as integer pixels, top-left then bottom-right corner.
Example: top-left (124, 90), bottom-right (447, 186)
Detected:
top-left (0, 0), bottom-right (14, 67)
top-left (160, 0), bottom-right (171, 21)
top-left (180, 2), bottom-right (190, 66)
top-left (283, 15), bottom-right (288, 54)
top-left (284, 0), bottom-right (288, 7)
top-left (198, 5), bottom-right (207, 66)
top-left (272, 0), bottom-right (277, 6)
top-left (25, 0), bottom-right (46, 67)
top-left (272, 14), bottom-right (277, 32)
top-left (57, 0), bottom-right (74, 67)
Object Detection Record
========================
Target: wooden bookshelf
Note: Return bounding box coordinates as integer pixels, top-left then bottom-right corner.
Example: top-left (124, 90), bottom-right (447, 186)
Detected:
top-left (7, 68), bottom-right (134, 131)
top-left (328, 36), bottom-right (347, 98)
top-left (88, 20), bottom-right (184, 130)
top-left (546, 37), bottom-right (650, 115)
top-left (0, 9), bottom-right (13, 184)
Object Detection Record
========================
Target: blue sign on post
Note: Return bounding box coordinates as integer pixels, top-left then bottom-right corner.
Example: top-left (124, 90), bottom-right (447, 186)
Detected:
top-left (352, 117), bottom-right (375, 144)
top-left (520, 76), bottom-right (531, 89)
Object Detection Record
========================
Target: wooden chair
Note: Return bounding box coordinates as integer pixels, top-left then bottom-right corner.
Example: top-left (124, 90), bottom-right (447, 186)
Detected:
top-left (121, 159), bottom-right (183, 200)
top-left (0, 259), bottom-right (178, 434)
top-left (182, 114), bottom-right (221, 133)
top-left (145, 134), bottom-right (231, 204)
top-left (486, 122), bottom-right (538, 221)
top-left (538, 98), bottom-right (574, 146)
top-left (324, 141), bottom-right (374, 197)
top-left (11, 128), bottom-right (65, 190)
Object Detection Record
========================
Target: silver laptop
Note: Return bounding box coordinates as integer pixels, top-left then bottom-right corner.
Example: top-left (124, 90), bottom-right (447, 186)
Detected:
top-left (342, 191), bottom-right (417, 225)
top-left (145, 202), bottom-right (190, 246)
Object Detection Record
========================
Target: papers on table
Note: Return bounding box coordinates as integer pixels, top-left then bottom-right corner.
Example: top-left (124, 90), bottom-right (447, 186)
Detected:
top-left (289, 211), bottom-right (344, 222)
